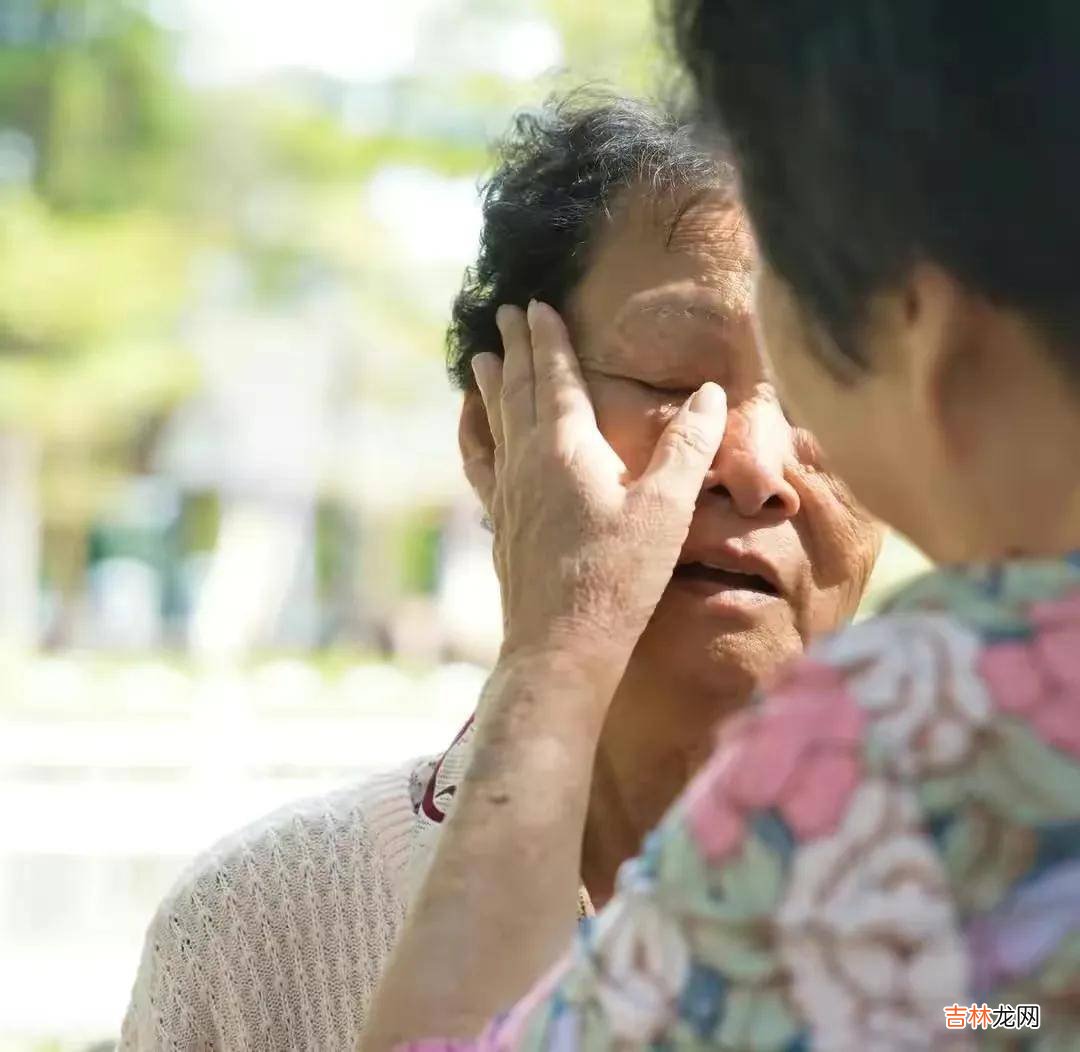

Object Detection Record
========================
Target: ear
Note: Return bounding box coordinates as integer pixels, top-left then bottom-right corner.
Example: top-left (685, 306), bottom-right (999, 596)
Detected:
top-left (458, 386), bottom-right (497, 513)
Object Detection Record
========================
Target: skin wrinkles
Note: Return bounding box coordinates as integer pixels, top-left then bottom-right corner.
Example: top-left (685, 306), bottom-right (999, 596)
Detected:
top-left (459, 182), bottom-right (882, 909)
top-left (565, 184), bottom-right (880, 698)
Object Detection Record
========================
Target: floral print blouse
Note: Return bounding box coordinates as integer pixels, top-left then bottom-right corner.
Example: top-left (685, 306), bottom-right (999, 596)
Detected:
top-left (406, 554), bottom-right (1080, 1051)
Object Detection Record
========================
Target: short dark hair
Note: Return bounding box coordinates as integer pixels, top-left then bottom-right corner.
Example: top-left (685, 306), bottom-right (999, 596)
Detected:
top-left (447, 90), bottom-right (733, 389)
top-left (668, 0), bottom-right (1080, 380)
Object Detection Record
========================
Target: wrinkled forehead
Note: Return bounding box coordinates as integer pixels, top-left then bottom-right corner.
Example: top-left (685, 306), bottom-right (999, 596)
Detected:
top-left (567, 185), bottom-right (757, 377)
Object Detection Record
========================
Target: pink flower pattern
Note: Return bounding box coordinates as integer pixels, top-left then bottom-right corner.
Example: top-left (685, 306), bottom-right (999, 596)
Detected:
top-left (401, 563), bottom-right (1080, 1052)
top-left (684, 659), bottom-right (867, 861)
top-left (979, 592), bottom-right (1080, 759)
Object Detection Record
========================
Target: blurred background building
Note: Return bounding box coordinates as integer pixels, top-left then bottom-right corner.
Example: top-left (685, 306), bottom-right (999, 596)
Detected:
top-left (0, 3), bottom-right (928, 1048)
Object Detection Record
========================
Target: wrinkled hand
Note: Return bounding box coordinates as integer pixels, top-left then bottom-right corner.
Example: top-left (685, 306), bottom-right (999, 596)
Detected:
top-left (471, 301), bottom-right (727, 684)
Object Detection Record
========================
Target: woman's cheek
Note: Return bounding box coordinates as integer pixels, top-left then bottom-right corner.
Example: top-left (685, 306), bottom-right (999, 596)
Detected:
top-left (792, 427), bottom-right (827, 470)
top-left (791, 464), bottom-right (877, 594)
top-left (592, 388), bottom-right (674, 479)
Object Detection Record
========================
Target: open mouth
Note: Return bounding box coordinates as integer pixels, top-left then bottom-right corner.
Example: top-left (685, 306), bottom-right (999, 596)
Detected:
top-left (671, 561), bottom-right (780, 596)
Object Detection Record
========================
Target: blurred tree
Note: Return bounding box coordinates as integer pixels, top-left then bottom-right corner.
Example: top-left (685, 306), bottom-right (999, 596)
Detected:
top-left (0, 0), bottom-right (197, 633)
top-left (0, 0), bottom-right (691, 647)
top-left (0, 198), bottom-right (196, 626)
top-left (542, 0), bottom-right (672, 96)
top-left (0, 0), bottom-right (191, 210)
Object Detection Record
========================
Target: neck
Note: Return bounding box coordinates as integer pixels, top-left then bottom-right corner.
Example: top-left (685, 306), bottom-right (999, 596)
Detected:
top-left (937, 338), bottom-right (1080, 562)
top-left (980, 377), bottom-right (1080, 559)
top-left (580, 658), bottom-right (749, 907)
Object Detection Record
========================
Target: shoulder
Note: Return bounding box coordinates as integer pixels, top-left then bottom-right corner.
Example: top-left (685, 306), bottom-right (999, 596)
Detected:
top-left (120, 759), bottom-right (430, 1050)
top-left (672, 611), bottom-right (990, 862)
top-left (169, 758), bottom-right (424, 912)
top-left (764, 610), bottom-right (993, 784)
top-left (680, 591), bottom-right (1080, 864)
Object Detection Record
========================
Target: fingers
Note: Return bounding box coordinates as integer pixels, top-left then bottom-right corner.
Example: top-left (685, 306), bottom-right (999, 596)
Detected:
top-left (495, 305), bottom-right (536, 441)
top-left (471, 352), bottom-right (504, 448)
top-left (461, 450), bottom-right (497, 517)
top-left (471, 353), bottom-right (505, 503)
top-left (527, 301), bottom-right (596, 432)
top-left (635, 382), bottom-right (727, 511)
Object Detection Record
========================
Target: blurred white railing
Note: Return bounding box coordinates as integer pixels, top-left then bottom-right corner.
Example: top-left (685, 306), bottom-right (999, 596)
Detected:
top-left (0, 658), bottom-right (483, 1050)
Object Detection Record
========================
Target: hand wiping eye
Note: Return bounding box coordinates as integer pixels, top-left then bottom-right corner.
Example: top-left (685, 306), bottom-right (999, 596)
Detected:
top-left (471, 299), bottom-right (727, 672)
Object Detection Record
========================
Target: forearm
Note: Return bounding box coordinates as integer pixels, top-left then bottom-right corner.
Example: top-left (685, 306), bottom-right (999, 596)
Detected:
top-left (362, 647), bottom-right (623, 1052)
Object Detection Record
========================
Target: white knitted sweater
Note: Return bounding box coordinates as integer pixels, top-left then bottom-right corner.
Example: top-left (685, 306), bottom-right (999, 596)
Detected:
top-left (120, 760), bottom-right (424, 1051)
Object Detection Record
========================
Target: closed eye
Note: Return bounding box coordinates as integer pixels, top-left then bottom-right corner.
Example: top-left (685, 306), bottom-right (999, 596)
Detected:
top-left (637, 379), bottom-right (699, 401)
top-left (592, 368), bottom-right (701, 404)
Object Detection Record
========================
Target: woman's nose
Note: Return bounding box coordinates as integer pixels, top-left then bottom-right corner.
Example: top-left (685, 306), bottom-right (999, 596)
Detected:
top-left (702, 401), bottom-right (800, 519)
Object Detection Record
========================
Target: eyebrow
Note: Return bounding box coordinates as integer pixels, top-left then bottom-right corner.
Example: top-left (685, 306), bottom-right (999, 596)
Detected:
top-left (660, 184), bottom-right (747, 250)
top-left (664, 186), bottom-right (720, 249)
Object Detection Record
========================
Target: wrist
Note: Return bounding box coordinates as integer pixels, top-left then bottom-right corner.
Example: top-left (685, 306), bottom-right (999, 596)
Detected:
top-left (498, 629), bottom-right (630, 696)
top-left (467, 644), bottom-right (620, 780)
top-left (462, 649), bottom-right (609, 840)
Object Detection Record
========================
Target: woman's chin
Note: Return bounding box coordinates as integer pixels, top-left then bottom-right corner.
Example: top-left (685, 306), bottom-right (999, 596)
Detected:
top-left (634, 591), bottom-right (805, 697)
top-left (652, 578), bottom-right (794, 634)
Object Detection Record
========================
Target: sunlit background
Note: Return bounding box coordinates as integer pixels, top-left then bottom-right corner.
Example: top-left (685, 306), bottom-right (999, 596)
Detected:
top-left (0, 3), bottom-right (928, 1049)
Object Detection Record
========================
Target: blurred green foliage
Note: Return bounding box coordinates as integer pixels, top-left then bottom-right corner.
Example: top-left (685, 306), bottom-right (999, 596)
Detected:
top-left (0, 197), bottom-right (187, 354)
top-left (0, 0), bottom-right (192, 211)
top-left (0, 0), bottom-right (664, 585)
top-left (265, 106), bottom-right (487, 183)
top-left (0, 0), bottom-right (200, 568)
top-left (544, 0), bottom-right (672, 95)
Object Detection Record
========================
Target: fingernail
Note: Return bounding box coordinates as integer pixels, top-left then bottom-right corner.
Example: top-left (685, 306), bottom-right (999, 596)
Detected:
top-left (495, 304), bottom-right (512, 334)
top-left (688, 382), bottom-right (726, 414)
top-left (526, 299), bottom-right (540, 330)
